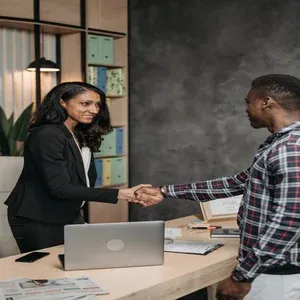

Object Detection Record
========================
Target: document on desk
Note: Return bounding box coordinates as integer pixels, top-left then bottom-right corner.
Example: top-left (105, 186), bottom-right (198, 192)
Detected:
top-left (209, 195), bottom-right (242, 215)
top-left (165, 227), bottom-right (182, 239)
top-left (164, 240), bottom-right (224, 255)
top-left (0, 276), bottom-right (107, 299)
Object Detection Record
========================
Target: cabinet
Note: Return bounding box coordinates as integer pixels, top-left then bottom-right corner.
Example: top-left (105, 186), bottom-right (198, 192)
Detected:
top-left (60, 33), bottom-right (83, 82)
top-left (85, 0), bottom-right (128, 224)
top-left (0, 0), bottom-right (33, 19)
top-left (39, 0), bottom-right (81, 26)
top-left (87, 0), bottom-right (127, 33)
top-left (0, 0), bottom-right (129, 223)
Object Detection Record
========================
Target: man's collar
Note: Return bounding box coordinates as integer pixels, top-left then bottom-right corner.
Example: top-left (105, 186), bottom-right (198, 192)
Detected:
top-left (263, 121), bottom-right (300, 145)
top-left (276, 121), bottom-right (300, 136)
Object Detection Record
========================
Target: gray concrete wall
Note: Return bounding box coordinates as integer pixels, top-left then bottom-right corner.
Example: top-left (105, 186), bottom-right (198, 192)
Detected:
top-left (129, 0), bottom-right (300, 221)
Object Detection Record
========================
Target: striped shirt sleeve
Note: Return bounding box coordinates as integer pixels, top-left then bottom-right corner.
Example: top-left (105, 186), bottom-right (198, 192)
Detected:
top-left (166, 169), bottom-right (250, 202)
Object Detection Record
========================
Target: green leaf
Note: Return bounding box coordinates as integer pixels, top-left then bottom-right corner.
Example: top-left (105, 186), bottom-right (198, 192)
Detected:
top-left (0, 103), bottom-right (33, 156)
top-left (12, 143), bottom-right (24, 156)
top-left (0, 120), bottom-right (10, 155)
top-left (0, 107), bottom-right (11, 155)
top-left (8, 113), bottom-right (14, 130)
top-left (0, 106), bottom-right (9, 138)
top-left (13, 103), bottom-right (33, 142)
top-left (7, 113), bottom-right (15, 154)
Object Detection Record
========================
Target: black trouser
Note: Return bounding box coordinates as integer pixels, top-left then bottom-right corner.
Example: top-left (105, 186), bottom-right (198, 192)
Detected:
top-left (7, 209), bottom-right (85, 253)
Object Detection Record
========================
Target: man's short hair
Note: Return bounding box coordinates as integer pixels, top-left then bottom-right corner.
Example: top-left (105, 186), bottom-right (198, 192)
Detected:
top-left (251, 74), bottom-right (300, 111)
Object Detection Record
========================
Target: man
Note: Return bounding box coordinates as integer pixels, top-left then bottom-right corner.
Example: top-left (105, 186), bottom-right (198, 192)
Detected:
top-left (135, 74), bottom-right (300, 300)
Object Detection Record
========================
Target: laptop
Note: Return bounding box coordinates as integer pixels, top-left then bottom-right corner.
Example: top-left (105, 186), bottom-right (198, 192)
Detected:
top-left (59, 221), bottom-right (165, 271)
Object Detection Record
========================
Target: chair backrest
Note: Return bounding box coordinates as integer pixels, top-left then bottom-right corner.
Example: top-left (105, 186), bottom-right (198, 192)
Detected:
top-left (0, 156), bottom-right (24, 257)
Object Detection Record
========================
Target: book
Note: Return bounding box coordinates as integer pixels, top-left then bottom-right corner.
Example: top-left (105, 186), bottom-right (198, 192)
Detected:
top-left (87, 66), bottom-right (97, 86)
top-left (106, 68), bottom-right (125, 96)
top-left (97, 66), bottom-right (107, 93)
top-left (210, 228), bottom-right (240, 238)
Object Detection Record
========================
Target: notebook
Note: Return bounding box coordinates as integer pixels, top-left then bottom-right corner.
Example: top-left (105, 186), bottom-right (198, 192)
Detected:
top-left (210, 228), bottom-right (240, 238)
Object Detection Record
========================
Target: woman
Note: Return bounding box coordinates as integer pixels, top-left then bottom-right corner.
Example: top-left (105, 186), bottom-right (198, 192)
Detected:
top-left (5, 81), bottom-right (148, 253)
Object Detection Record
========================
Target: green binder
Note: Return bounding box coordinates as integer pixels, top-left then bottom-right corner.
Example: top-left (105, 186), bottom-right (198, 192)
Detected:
top-left (99, 129), bottom-right (116, 155)
top-left (99, 36), bottom-right (114, 65)
top-left (111, 157), bottom-right (125, 184)
top-left (87, 35), bottom-right (100, 64)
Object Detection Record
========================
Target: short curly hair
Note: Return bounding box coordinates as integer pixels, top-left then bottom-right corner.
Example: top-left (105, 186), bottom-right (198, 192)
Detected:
top-left (251, 74), bottom-right (300, 111)
top-left (29, 81), bottom-right (113, 152)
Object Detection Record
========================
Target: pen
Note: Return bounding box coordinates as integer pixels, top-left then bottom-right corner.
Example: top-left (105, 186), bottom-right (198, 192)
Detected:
top-left (192, 226), bottom-right (222, 230)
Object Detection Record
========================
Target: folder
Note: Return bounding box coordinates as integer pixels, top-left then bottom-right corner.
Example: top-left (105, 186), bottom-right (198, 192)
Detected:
top-left (87, 35), bottom-right (100, 64)
top-left (116, 128), bottom-right (124, 155)
top-left (99, 129), bottom-right (116, 156)
top-left (97, 67), bottom-right (107, 94)
top-left (94, 159), bottom-right (103, 187)
top-left (111, 157), bottom-right (125, 185)
top-left (99, 36), bottom-right (114, 65)
top-left (102, 158), bottom-right (111, 185)
top-left (88, 35), bottom-right (114, 66)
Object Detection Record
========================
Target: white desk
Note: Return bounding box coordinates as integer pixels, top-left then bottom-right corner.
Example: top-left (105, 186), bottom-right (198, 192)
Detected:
top-left (0, 215), bottom-right (239, 300)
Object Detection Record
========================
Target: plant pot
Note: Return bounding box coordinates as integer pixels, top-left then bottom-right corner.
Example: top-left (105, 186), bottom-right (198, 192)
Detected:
top-left (0, 156), bottom-right (23, 257)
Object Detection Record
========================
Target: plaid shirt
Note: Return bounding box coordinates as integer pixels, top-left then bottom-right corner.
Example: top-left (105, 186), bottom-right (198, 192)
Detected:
top-left (166, 122), bottom-right (300, 281)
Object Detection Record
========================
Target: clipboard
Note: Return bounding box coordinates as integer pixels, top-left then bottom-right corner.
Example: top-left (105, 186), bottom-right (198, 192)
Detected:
top-left (164, 239), bottom-right (224, 255)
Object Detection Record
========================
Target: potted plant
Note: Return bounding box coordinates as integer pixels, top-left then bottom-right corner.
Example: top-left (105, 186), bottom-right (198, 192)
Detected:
top-left (0, 103), bottom-right (33, 156)
top-left (0, 103), bottom-right (33, 257)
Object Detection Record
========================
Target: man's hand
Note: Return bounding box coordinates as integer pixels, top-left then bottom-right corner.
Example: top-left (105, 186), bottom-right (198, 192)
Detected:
top-left (216, 276), bottom-right (251, 300)
top-left (117, 184), bottom-right (152, 206)
top-left (134, 187), bottom-right (164, 207)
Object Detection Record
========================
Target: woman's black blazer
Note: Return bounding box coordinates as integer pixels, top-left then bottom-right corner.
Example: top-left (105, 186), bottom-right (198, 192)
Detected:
top-left (5, 124), bottom-right (118, 223)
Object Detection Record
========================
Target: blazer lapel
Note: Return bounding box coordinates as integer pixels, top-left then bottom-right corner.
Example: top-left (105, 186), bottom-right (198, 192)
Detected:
top-left (57, 124), bottom-right (87, 186)
top-left (88, 155), bottom-right (97, 187)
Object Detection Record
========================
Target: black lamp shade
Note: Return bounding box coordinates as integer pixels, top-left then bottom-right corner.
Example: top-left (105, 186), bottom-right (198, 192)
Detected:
top-left (27, 57), bottom-right (60, 72)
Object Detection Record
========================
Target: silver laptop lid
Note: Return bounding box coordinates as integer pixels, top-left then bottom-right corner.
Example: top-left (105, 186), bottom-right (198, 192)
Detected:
top-left (64, 220), bottom-right (165, 271)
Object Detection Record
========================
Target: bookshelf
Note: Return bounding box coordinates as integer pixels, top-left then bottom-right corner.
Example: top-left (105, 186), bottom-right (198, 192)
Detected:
top-left (0, 0), bottom-right (129, 223)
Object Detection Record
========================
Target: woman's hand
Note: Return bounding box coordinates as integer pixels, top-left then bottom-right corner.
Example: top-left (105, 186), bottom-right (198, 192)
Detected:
top-left (134, 187), bottom-right (164, 207)
top-left (117, 184), bottom-right (152, 206)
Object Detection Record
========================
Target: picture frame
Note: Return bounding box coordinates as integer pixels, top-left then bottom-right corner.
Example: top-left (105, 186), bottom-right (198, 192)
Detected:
top-left (199, 195), bottom-right (242, 222)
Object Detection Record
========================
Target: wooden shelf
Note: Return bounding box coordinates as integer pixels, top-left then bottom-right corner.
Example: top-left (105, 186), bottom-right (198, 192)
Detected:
top-left (87, 28), bottom-right (126, 39)
top-left (88, 63), bottom-right (125, 68)
top-left (0, 18), bottom-right (35, 31)
top-left (0, 18), bottom-right (85, 34)
top-left (111, 124), bottom-right (126, 128)
top-left (93, 153), bottom-right (126, 159)
top-left (39, 21), bottom-right (84, 34)
top-left (107, 95), bottom-right (126, 98)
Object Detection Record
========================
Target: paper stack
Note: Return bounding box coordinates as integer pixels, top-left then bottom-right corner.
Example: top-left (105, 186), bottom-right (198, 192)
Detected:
top-left (0, 276), bottom-right (108, 300)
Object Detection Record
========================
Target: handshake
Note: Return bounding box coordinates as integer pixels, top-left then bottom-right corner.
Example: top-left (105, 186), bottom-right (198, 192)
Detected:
top-left (117, 184), bottom-right (166, 207)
